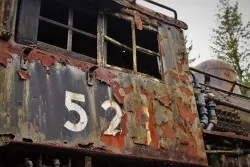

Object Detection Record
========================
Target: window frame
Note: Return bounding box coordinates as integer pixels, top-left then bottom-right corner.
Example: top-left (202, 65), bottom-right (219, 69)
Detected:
top-left (100, 11), bottom-right (163, 80)
top-left (15, 0), bottom-right (163, 80)
top-left (16, 0), bottom-right (98, 64)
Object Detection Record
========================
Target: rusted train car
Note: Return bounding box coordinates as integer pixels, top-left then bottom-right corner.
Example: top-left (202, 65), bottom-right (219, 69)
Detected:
top-left (0, 0), bottom-right (249, 166)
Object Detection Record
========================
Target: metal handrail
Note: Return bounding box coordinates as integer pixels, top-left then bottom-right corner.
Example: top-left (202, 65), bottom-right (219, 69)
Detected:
top-left (199, 83), bottom-right (250, 100)
top-left (190, 67), bottom-right (250, 90)
top-left (140, 0), bottom-right (178, 19)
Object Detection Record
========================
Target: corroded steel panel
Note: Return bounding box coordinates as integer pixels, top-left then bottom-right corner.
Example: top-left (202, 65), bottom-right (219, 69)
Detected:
top-left (159, 24), bottom-right (207, 164)
top-left (0, 24), bottom-right (206, 166)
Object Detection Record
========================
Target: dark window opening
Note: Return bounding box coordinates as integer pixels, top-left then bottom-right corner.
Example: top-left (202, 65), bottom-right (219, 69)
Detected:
top-left (40, 0), bottom-right (69, 25)
top-left (107, 42), bottom-right (133, 70)
top-left (137, 51), bottom-right (161, 79)
top-left (136, 29), bottom-right (158, 52)
top-left (106, 14), bottom-right (133, 70)
top-left (107, 15), bottom-right (132, 47)
top-left (72, 32), bottom-right (97, 58)
top-left (73, 10), bottom-right (97, 34)
top-left (38, 21), bottom-right (68, 49)
top-left (16, 0), bottom-right (162, 78)
top-left (17, 0), bottom-right (98, 60)
top-left (135, 28), bottom-right (160, 79)
top-left (38, 0), bottom-right (97, 58)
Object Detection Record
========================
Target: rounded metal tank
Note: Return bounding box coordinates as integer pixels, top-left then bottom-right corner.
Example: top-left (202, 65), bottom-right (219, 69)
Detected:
top-left (194, 59), bottom-right (241, 94)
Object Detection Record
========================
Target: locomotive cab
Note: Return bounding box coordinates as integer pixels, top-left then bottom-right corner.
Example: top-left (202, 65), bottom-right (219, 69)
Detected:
top-left (0, 0), bottom-right (249, 167)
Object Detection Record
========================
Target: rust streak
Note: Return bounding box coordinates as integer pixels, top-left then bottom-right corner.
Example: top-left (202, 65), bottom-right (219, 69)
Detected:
top-left (0, 41), bottom-right (22, 67)
top-left (28, 50), bottom-right (95, 72)
top-left (179, 86), bottom-right (192, 97)
top-left (147, 91), bottom-right (156, 100)
top-left (160, 123), bottom-right (176, 138)
top-left (169, 71), bottom-right (179, 82)
top-left (148, 103), bottom-right (159, 149)
top-left (140, 87), bottom-right (156, 100)
top-left (134, 14), bottom-right (143, 30)
top-left (159, 96), bottom-right (171, 107)
top-left (101, 114), bottom-right (128, 148)
top-left (177, 98), bottom-right (196, 125)
top-left (140, 87), bottom-right (147, 96)
top-left (95, 68), bottom-right (117, 82)
top-left (17, 70), bottom-right (29, 80)
top-left (159, 45), bottom-right (165, 57)
top-left (177, 62), bottom-right (183, 73)
top-left (179, 74), bottom-right (189, 83)
top-left (0, 55), bottom-right (9, 67)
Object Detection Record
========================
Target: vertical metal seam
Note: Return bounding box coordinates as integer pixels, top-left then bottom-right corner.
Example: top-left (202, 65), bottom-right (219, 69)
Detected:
top-left (97, 11), bottom-right (102, 66)
top-left (36, 0), bottom-right (42, 43)
top-left (131, 20), bottom-right (138, 94)
top-left (97, 11), bottom-right (106, 66)
top-left (157, 30), bottom-right (163, 79)
top-left (131, 20), bottom-right (137, 72)
top-left (103, 13), bottom-right (107, 66)
top-left (67, 8), bottom-right (73, 51)
top-left (11, 0), bottom-right (19, 40)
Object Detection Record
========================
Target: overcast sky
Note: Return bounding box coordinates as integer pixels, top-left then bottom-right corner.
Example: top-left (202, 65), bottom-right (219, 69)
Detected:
top-left (137, 0), bottom-right (250, 66)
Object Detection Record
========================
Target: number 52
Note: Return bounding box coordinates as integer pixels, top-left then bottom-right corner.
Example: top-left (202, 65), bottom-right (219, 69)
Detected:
top-left (64, 91), bottom-right (123, 136)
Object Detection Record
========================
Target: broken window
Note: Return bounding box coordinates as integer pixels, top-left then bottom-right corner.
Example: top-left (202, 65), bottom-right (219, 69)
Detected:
top-left (16, 0), bottom-right (162, 79)
top-left (106, 14), bottom-right (133, 70)
top-left (104, 13), bottom-right (161, 79)
top-left (16, 0), bottom-right (98, 60)
top-left (136, 28), bottom-right (161, 79)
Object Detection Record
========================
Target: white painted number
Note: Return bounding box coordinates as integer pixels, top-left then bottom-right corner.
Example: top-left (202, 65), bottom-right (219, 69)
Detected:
top-left (101, 100), bottom-right (123, 136)
top-left (64, 91), bottom-right (88, 132)
top-left (64, 91), bottom-right (123, 135)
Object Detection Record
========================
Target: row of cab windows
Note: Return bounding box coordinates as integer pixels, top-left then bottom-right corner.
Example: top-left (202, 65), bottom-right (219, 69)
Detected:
top-left (23, 0), bottom-right (161, 79)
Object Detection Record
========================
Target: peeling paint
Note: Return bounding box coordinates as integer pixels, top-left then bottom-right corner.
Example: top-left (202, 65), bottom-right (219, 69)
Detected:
top-left (0, 10), bottom-right (205, 165)
top-left (134, 14), bottom-right (143, 30)
top-left (17, 70), bottom-right (29, 80)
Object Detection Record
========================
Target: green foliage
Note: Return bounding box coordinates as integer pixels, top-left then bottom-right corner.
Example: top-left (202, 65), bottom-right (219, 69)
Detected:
top-left (211, 0), bottom-right (250, 82)
top-left (185, 35), bottom-right (198, 65)
top-left (185, 35), bottom-right (193, 56)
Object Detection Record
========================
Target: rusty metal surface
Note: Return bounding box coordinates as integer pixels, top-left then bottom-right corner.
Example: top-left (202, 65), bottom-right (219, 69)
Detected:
top-left (208, 154), bottom-right (250, 167)
top-left (0, 0), bottom-right (205, 165)
top-left (0, 37), bottom-right (207, 166)
top-left (114, 0), bottom-right (188, 30)
top-left (190, 66), bottom-right (250, 91)
top-left (220, 155), bottom-right (250, 167)
top-left (0, 0), bottom-right (16, 39)
top-left (203, 130), bottom-right (250, 142)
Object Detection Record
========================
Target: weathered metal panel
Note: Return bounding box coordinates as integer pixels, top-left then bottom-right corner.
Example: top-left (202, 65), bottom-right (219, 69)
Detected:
top-left (0, 30), bottom-right (207, 166)
top-left (0, 2), bottom-right (205, 163)
top-left (15, 0), bottom-right (40, 45)
top-left (0, 0), bottom-right (16, 39)
top-left (159, 24), bottom-right (207, 164)
top-left (115, 0), bottom-right (188, 30)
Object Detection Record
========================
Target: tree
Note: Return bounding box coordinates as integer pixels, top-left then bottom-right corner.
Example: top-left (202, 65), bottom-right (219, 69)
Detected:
top-left (211, 0), bottom-right (250, 82)
top-left (185, 35), bottom-right (200, 65)
top-left (185, 35), bottom-right (193, 56)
